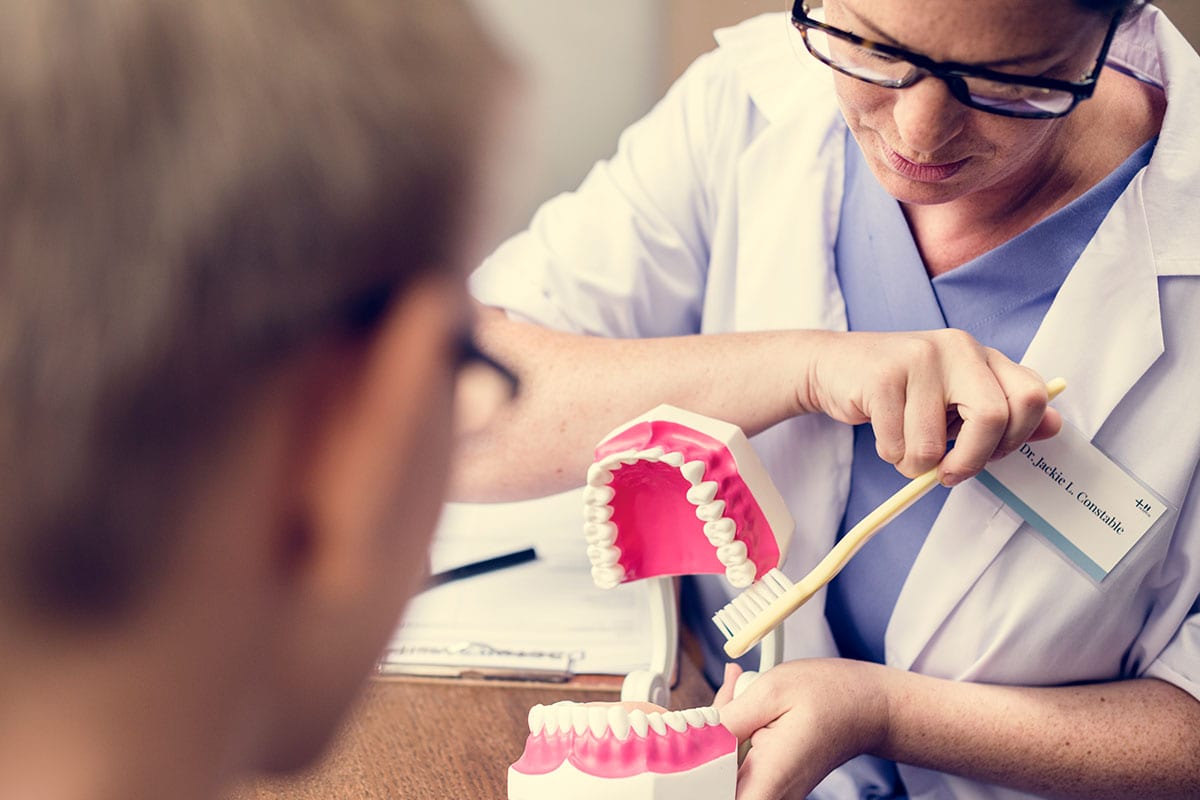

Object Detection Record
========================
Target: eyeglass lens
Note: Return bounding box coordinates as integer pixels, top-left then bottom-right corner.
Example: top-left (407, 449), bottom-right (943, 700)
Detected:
top-left (802, 27), bottom-right (1077, 116)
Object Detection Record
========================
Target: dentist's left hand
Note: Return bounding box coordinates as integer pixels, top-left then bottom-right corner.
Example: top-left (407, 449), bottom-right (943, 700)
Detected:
top-left (714, 660), bottom-right (890, 800)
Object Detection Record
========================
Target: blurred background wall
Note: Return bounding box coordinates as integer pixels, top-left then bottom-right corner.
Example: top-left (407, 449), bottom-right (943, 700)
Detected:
top-left (469, 0), bottom-right (1199, 243)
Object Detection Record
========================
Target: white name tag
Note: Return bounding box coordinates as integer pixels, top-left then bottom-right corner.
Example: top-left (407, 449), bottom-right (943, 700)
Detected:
top-left (977, 422), bottom-right (1168, 581)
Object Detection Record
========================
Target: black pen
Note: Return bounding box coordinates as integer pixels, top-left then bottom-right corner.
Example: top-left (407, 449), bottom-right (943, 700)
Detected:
top-left (423, 546), bottom-right (538, 590)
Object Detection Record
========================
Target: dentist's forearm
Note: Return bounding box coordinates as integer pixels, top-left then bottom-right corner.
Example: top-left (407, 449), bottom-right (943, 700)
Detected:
top-left (450, 306), bottom-right (815, 501)
top-left (879, 670), bottom-right (1200, 798)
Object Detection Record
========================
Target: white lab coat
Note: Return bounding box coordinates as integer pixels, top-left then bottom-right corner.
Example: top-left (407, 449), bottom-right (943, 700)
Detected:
top-left (472, 8), bottom-right (1200, 798)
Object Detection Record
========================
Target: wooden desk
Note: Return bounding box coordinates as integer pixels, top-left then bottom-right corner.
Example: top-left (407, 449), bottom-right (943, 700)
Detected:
top-left (230, 654), bottom-right (715, 800)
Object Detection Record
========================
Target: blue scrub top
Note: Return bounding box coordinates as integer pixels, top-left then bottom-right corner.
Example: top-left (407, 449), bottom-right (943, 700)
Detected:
top-left (826, 130), bottom-right (1156, 666)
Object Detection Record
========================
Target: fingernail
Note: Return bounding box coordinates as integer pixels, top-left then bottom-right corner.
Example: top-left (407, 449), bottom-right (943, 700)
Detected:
top-left (941, 472), bottom-right (962, 487)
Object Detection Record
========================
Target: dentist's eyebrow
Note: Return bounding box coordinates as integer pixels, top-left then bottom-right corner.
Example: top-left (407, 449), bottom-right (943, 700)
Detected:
top-left (835, 2), bottom-right (1066, 69)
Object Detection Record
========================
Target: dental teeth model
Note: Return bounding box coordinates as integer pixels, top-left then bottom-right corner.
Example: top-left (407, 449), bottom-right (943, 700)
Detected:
top-left (508, 701), bottom-right (737, 800)
top-left (508, 406), bottom-right (793, 798)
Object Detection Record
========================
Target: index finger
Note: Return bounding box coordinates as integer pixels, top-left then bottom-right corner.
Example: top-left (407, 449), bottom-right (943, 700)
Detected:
top-left (941, 362), bottom-right (1061, 484)
top-left (937, 368), bottom-right (1008, 486)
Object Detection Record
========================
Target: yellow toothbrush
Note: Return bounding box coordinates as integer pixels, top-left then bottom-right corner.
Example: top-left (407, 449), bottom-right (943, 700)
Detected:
top-left (713, 377), bottom-right (1067, 659)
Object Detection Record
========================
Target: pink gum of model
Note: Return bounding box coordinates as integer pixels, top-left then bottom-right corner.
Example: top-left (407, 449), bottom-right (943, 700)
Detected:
top-left (508, 701), bottom-right (737, 800)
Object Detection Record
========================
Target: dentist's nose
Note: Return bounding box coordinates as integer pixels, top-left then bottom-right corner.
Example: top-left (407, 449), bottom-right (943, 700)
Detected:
top-left (891, 75), bottom-right (968, 156)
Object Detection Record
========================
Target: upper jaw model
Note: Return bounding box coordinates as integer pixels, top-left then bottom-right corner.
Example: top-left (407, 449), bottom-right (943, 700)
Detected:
top-left (585, 404), bottom-right (793, 590)
top-left (508, 700), bottom-right (737, 800)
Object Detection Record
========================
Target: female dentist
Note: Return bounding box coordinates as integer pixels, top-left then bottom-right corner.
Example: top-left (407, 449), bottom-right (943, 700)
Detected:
top-left (459, 0), bottom-right (1200, 797)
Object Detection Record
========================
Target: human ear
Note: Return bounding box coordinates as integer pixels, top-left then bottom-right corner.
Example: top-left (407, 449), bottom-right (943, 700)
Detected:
top-left (259, 274), bottom-right (463, 765)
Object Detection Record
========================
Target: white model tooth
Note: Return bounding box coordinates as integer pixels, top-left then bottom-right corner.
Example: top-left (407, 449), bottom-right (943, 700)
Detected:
top-left (628, 709), bottom-right (650, 738)
top-left (700, 706), bottom-right (721, 726)
top-left (585, 521), bottom-right (617, 546)
top-left (661, 451), bottom-right (685, 467)
top-left (725, 561), bottom-right (757, 588)
top-left (585, 504), bottom-right (614, 524)
top-left (588, 706), bottom-right (608, 738)
top-left (556, 703), bottom-right (576, 735)
top-left (717, 540), bottom-right (748, 564)
top-left (528, 704), bottom-right (546, 734)
top-left (636, 446), bottom-right (665, 462)
top-left (696, 499), bottom-right (726, 521)
top-left (592, 564), bottom-right (625, 588)
top-left (681, 460), bottom-right (706, 485)
top-left (587, 544), bottom-right (621, 567)
top-left (586, 462), bottom-right (614, 487)
top-left (584, 485), bottom-right (615, 506)
top-left (682, 708), bottom-right (706, 728)
top-left (544, 704), bottom-right (560, 735)
top-left (704, 518), bottom-right (736, 546)
top-left (617, 449), bottom-right (640, 465)
top-left (663, 711), bottom-right (688, 733)
top-left (572, 704), bottom-right (590, 735)
top-left (686, 480), bottom-right (719, 505)
top-left (646, 712), bottom-right (667, 736)
top-left (600, 453), bottom-right (625, 471)
top-left (608, 705), bottom-right (632, 741)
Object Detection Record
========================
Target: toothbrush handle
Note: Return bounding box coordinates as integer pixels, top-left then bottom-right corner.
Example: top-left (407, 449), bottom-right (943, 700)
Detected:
top-left (723, 469), bottom-right (937, 657)
top-left (724, 377), bottom-right (1066, 659)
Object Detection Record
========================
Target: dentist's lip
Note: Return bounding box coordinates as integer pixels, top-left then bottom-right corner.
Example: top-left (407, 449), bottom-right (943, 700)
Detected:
top-left (885, 147), bottom-right (968, 182)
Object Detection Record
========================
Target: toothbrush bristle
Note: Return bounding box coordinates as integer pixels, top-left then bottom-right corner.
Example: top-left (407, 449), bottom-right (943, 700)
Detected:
top-left (712, 568), bottom-right (794, 640)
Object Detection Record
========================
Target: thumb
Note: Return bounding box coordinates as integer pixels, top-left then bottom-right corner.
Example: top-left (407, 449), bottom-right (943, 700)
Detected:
top-left (713, 662), bottom-right (744, 709)
top-left (716, 677), bottom-right (780, 742)
top-left (1027, 407), bottom-right (1063, 442)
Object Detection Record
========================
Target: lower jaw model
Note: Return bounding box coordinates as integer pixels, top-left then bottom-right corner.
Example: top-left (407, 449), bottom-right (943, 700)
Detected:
top-left (508, 701), bottom-right (737, 800)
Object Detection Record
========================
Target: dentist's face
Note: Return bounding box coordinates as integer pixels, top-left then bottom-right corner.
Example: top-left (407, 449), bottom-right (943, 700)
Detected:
top-left (825, 0), bottom-right (1116, 207)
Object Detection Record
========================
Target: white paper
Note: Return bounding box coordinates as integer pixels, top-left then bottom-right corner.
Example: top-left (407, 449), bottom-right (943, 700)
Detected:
top-left (385, 489), bottom-right (656, 677)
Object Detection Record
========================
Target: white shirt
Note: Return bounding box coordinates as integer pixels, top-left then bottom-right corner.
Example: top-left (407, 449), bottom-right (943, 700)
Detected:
top-left (472, 8), bottom-right (1200, 798)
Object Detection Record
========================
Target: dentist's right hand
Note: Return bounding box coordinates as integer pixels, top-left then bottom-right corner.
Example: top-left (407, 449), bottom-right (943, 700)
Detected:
top-left (800, 329), bottom-right (1061, 486)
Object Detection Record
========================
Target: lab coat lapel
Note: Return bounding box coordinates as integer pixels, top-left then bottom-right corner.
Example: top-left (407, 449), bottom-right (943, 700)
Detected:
top-left (888, 175), bottom-right (1165, 673)
top-left (722, 55), bottom-right (855, 654)
top-left (716, 15), bottom-right (846, 336)
top-left (1021, 179), bottom-right (1164, 440)
top-left (731, 85), bottom-right (846, 334)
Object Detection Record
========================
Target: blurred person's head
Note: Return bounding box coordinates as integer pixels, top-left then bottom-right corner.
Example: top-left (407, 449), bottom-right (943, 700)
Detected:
top-left (0, 0), bottom-right (511, 796)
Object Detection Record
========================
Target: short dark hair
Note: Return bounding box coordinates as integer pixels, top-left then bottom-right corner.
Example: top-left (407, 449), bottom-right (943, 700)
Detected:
top-left (0, 0), bottom-right (508, 620)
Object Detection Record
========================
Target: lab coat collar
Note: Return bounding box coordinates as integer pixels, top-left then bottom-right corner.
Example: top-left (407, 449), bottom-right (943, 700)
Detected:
top-left (713, 13), bottom-right (813, 125)
top-left (729, 55), bottom-right (846, 334)
top-left (1125, 6), bottom-right (1200, 279)
top-left (1023, 2), bottom-right (1200, 439)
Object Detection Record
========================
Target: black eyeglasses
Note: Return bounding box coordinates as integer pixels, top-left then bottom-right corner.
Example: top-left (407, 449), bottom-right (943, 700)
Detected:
top-left (790, 1), bottom-right (1122, 119)
top-left (337, 281), bottom-right (518, 437)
